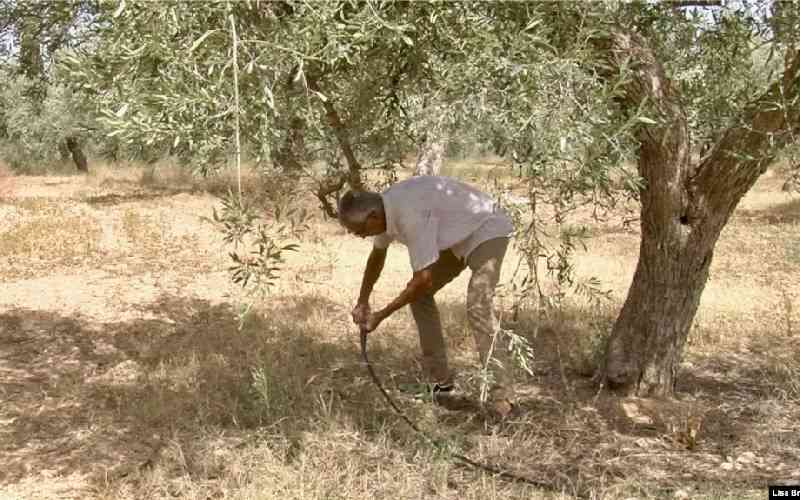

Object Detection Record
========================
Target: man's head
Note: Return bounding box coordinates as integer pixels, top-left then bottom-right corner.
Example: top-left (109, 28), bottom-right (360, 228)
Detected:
top-left (338, 190), bottom-right (386, 238)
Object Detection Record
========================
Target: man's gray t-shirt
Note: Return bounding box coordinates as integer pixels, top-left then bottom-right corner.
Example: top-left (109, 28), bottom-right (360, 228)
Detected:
top-left (373, 176), bottom-right (513, 271)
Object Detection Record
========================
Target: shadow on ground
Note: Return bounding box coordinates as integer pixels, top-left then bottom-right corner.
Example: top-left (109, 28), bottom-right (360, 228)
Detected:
top-left (0, 294), bottom-right (420, 488)
top-left (1, 294), bottom-right (797, 497)
top-left (433, 299), bottom-right (798, 493)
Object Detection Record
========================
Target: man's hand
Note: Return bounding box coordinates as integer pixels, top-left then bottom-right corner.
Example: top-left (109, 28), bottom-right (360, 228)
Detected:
top-left (351, 302), bottom-right (371, 326)
top-left (360, 311), bottom-right (385, 333)
top-left (353, 301), bottom-right (385, 333)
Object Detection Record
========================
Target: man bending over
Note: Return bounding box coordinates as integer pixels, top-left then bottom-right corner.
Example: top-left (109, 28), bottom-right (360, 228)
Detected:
top-left (338, 175), bottom-right (515, 418)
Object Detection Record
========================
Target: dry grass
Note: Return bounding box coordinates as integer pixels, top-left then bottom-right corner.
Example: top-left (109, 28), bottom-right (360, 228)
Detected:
top-left (86, 160), bottom-right (278, 201)
top-left (0, 163), bottom-right (798, 500)
top-left (440, 156), bottom-right (515, 185)
top-left (0, 160), bottom-right (14, 198)
top-left (0, 197), bottom-right (102, 261)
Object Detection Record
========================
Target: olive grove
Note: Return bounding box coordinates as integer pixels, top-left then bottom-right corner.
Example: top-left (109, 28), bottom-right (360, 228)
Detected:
top-left (4, 0), bottom-right (798, 397)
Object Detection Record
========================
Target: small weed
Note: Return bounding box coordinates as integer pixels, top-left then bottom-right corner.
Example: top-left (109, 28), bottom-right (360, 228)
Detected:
top-left (548, 304), bottom-right (613, 377)
top-left (761, 349), bottom-right (800, 402)
top-left (121, 208), bottom-right (162, 247)
top-left (250, 365), bottom-right (291, 421)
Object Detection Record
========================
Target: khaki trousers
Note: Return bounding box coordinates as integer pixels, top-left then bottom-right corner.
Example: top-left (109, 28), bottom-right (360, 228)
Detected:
top-left (408, 237), bottom-right (511, 398)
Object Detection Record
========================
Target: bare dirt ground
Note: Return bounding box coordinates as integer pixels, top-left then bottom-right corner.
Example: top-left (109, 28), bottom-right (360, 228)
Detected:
top-left (0, 166), bottom-right (798, 500)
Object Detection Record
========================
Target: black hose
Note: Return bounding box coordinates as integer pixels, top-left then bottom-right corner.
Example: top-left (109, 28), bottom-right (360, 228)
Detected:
top-left (358, 327), bottom-right (586, 497)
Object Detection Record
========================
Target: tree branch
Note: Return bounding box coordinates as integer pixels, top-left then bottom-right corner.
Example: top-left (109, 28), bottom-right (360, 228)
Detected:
top-left (315, 173), bottom-right (345, 219)
top-left (603, 30), bottom-right (691, 229)
top-left (305, 72), bottom-right (364, 191)
top-left (690, 49), bottom-right (800, 219)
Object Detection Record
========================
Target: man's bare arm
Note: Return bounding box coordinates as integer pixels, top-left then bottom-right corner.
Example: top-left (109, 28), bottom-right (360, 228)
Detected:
top-left (358, 247), bottom-right (387, 304)
top-left (375, 267), bottom-right (433, 321)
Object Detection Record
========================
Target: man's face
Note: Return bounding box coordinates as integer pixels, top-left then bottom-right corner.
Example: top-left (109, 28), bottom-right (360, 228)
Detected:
top-left (343, 212), bottom-right (385, 238)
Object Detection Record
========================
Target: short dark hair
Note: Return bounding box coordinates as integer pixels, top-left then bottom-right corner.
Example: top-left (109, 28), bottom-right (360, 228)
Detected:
top-left (338, 190), bottom-right (383, 225)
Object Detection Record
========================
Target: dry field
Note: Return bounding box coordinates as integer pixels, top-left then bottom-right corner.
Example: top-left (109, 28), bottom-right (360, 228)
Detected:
top-left (0, 162), bottom-right (798, 500)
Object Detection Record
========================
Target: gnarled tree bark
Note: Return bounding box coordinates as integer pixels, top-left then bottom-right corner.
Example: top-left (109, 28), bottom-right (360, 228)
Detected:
top-left (602, 30), bottom-right (800, 396)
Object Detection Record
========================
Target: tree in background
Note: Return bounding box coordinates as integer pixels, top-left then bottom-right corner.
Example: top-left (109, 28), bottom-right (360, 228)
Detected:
top-left (0, 0), bottom-right (97, 173)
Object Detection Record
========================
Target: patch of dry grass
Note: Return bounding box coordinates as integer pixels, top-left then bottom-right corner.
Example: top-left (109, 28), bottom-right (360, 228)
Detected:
top-left (121, 208), bottom-right (165, 249)
top-left (540, 303), bottom-right (615, 379)
top-left (440, 156), bottom-right (517, 185)
top-left (757, 337), bottom-right (800, 402)
top-left (0, 197), bottom-right (102, 261)
top-left (88, 160), bottom-right (308, 221)
top-left (87, 161), bottom-right (146, 186)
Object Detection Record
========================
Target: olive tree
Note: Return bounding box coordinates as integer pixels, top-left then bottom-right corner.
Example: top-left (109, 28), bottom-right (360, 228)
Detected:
top-left (592, 1), bottom-right (799, 395)
top-left (66, 0), bottom-right (800, 398)
top-left (441, 1), bottom-right (800, 396)
top-left (0, 0), bottom-right (95, 172)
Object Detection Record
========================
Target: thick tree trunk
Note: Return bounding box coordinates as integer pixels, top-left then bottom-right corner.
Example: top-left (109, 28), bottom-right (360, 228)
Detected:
top-left (65, 136), bottom-right (88, 173)
top-left (601, 31), bottom-right (800, 396)
top-left (605, 206), bottom-right (717, 396)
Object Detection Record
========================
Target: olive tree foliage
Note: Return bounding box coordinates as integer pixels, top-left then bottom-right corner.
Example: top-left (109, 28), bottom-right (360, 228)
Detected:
top-left (64, 1), bottom-right (435, 185)
top-left (370, 1), bottom-right (800, 396)
top-left (454, 1), bottom-right (799, 396)
top-left (64, 1), bottom-right (630, 307)
top-left (63, 0), bottom-right (462, 304)
top-left (0, 71), bottom-right (89, 170)
top-left (0, 0), bottom-right (98, 172)
top-left (445, 5), bottom-right (643, 315)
